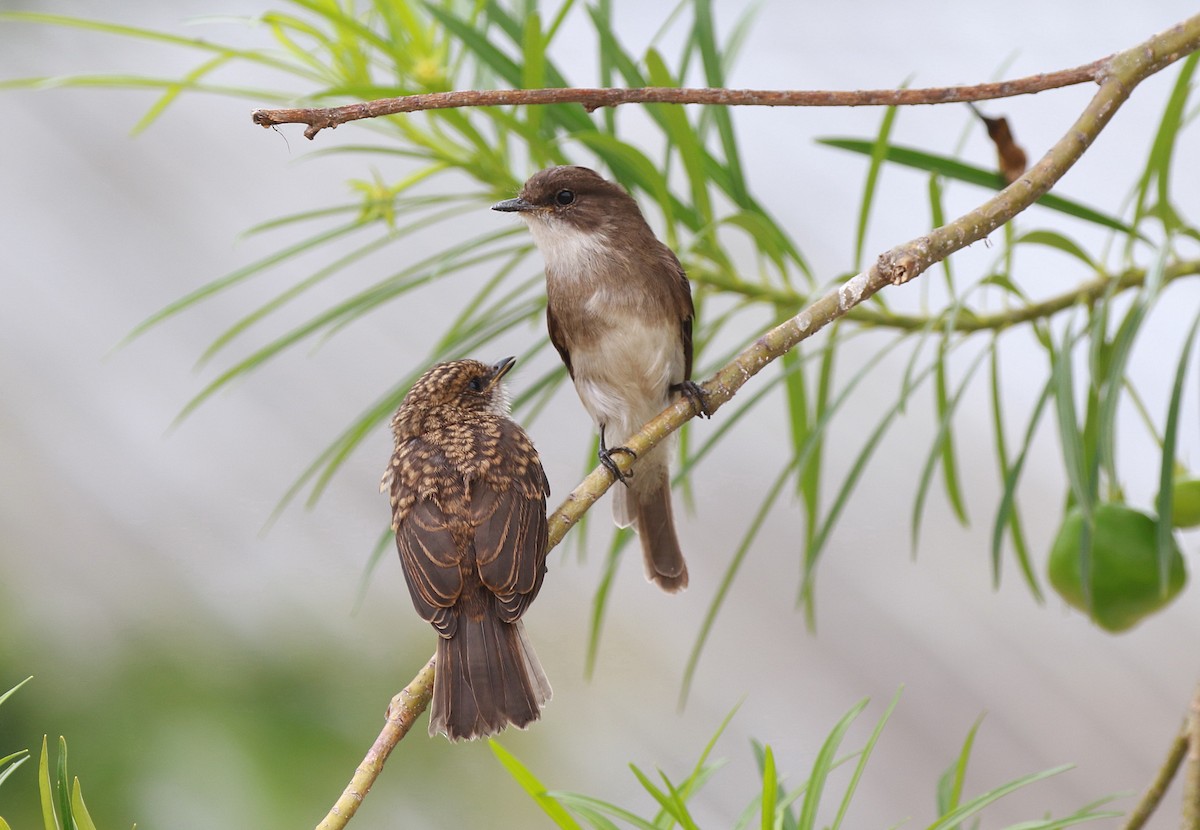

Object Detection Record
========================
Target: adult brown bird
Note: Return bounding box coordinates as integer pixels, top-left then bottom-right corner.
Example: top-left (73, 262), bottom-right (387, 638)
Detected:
top-left (382, 356), bottom-right (552, 740)
top-left (493, 166), bottom-right (708, 593)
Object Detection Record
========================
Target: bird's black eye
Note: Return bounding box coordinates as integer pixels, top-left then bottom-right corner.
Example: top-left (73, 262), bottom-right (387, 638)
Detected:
top-left (554, 189), bottom-right (575, 206)
top-left (467, 376), bottom-right (485, 393)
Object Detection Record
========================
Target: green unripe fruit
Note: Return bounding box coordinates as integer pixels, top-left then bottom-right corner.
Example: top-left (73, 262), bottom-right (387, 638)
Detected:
top-left (1047, 503), bottom-right (1187, 632)
top-left (1166, 478), bottom-right (1200, 529)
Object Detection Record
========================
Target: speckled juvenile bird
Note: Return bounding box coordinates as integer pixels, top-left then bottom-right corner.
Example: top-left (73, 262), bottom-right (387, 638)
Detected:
top-left (493, 166), bottom-right (708, 593)
top-left (382, 356), bottom-right (551, 741)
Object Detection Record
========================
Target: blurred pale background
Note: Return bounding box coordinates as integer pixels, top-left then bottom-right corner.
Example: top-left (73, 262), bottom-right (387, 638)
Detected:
top-left (1, 1), bottom-right (1198, 828)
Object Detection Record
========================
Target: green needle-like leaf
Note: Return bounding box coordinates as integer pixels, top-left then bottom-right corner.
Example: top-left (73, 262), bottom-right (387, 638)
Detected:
top-left (797, 697), bottom-right (870, 830)
top-left (912, 349), bottom-right (987, 552)
top-left (1156, 309), bottom-right (1200, 591)
top-left (760, 745), bottom-right (778, 830)
top-left (818, 138), bottom-right (1142, 237)
top-left (490, 741), bottom-right (585, 830)
top-left (855, 104), bottom-right (901, 271)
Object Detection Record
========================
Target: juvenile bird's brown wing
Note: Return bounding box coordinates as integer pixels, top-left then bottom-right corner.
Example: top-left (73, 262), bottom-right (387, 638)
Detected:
top-left (470, 420), bottom-right (551, 623)
top-left (390, 438), bottom-right (468, 637)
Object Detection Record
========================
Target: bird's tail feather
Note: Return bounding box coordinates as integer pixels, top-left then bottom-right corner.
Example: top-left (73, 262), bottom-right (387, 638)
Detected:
top-left (613, 450), bottom-right (688, 593)
top-left (430, 616), bottom-right (551, 741)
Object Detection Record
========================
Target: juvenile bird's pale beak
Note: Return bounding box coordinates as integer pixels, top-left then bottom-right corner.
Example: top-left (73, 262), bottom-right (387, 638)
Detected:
top-left (492, 197), bottom-right (533, 213)
top-left (486, 356), bottom-right (517, 390)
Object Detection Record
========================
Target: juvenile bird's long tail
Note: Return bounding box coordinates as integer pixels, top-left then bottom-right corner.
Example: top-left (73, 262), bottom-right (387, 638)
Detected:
top-left (430, 615), bottom-right (551, 741)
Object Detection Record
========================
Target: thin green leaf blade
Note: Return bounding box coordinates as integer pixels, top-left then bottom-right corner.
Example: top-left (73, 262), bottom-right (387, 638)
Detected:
top-left (1156, 310), bottom-right (1200, 591)
top-left (489, 740), bottom-right (584, 830)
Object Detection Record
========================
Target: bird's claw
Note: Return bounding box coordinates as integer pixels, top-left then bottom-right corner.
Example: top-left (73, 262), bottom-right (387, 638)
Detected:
top-left (673, 380), bottom-right (712, 419)
top-left (599, 444), bottom-right (637, 485)
top-left (599, 424), bottom-right (636, 485)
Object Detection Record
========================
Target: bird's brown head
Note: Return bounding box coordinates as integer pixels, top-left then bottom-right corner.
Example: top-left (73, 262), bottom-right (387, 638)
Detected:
top-left (392, 357), bottom-right (516, 437)
top-left (491, 166), bottom-right (646, 239)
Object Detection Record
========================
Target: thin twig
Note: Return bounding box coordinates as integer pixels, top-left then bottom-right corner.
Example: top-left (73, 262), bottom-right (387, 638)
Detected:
top-left (1184, 681), bottom-right (1200, 830)
top-left (1122, 722), bottom-right (1189, 830)
top-left (253, 59), bottom-right (1106, 139)
top-left (312, 13), bottom-right (1200, 829)
top-left (315, 656), bottom-right (436, 830)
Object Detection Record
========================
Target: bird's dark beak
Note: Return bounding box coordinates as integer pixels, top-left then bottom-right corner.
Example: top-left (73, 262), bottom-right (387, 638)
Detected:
top-left (486, 356), bottom-right (517, 390)
top-left (491, 196), bottom-right (532, 213)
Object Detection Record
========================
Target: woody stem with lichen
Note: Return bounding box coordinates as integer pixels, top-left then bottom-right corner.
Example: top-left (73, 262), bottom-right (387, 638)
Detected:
top-left (313, 13), bottom-right (1200, 830)
top-left (693, 259), bottom-right (1200, 332)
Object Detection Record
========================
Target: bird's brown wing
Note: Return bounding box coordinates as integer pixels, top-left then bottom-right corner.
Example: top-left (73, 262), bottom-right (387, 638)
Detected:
top-left (546, 298), bottom-right (574, 379)
top-left (470, 422), bottom-right (550, 624)
top-left (663, 248), bottom-right (696, 381)
top-left (391, 439), bottom-right (467, 637)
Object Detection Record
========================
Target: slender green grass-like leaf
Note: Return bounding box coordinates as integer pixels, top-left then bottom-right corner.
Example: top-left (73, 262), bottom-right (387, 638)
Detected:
top-left (201, 206), bottom-right (496, 363)
top-left (799, 325), bottom-right (838, 625)
top-left (351, 526), bottom-right (395, 615)
top-left (803, 350), bottom-right (947, 609)
top-left (0, 12), bottom-right (319, 78)
top-left (546, 793), bottom-right (659, 830)
top-left (1095, 245), bottom-right (1167, 493)
top-left (1155, 310), bottom-right (1200, 591)
top-left (936, 325), bottom-right (970, 524)
top-left (692, 0), bottom-right (748, 204)
top-left (829, 688), bottom-right (901, 830)
top-left (680, 704), bottom-right (741, 804)
top-left (0, 677), bottom-right (32, 709)
top-left (760, 745), bottom-right (778, 830)
top-left (426, 4), bottom-right (522, 85)
top-left (176, 239), bottom-right (529, 423)
top-left (565, 804), bottom-right (622, 830)
top-left (121, 220), bottom-right (367, 345)
top-left (628, 765), bottom-right (698, 830)
top-left (55, 738), bottom-right (71, 830)
top-left (912, 349), bottom-right (987, 553)
top-left (1014, 230), bottom-right (1098, 269)
top-left (681, 461), bottom-right (792, 706)
top-left (70, 779), bottom-right (99, 830)
top-left (818, 139), bottom-right (1141, 237)
top-left (781, 348), bottom-right (811, 490)
top-left (0, 754), bottom-right (30, 790)
top-left (0, 72), bottom-right (296, 103)
top-left (855, 105), bottom-right (901, 271)
top-left (520, 10), bottom-right (546, 145)
top-left (1051, 319), bottom-right (1093, 518)
top-left (644, 49), bottom-right (713, 225)
top-left (988, 343), bottom-right (1039, 597)
top-left (797, 697), bottom-right (870, 830)
top-left (991, 372), bottom-right (1054, 591)
top-left (38, 736), bottom-right (54, 830)
top-left (584, 529), bottom-right (634, 679)
top-left (1050, 320), bottom-right (1097, 609)
top-left (924, 765), bottom-right (1074, 830)
top-left (131, 52), bottom-right (231, 134)
top-left (935, 715), bottom-right (983, 824)
top-left (928, 173), bottom-right (955, 292)
top-left (490, 741), bottom-right (585, 830)
top-left (1131, 52), bottom-right (1199, 233)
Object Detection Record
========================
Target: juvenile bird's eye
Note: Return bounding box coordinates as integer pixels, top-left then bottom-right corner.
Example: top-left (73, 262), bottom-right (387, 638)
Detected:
top-left (467, 376), bottom-right (485, 392)
top-left (554, 189), bottom-right (575, 206)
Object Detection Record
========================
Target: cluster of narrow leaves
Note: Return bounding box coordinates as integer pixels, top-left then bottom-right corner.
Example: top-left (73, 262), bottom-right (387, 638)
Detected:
top-left (0, 678), bottom-right (111, 830)
top-left (3, 2), bottom-right (1200, 683)
top-left (491, 692), bottom-right (1119, 829)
